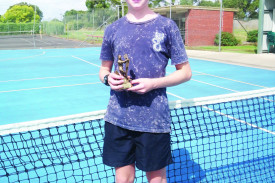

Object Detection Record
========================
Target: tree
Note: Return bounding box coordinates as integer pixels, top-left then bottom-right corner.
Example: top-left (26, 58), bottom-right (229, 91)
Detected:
top-left (8, 2), bottom-right (43, 20)
top-left (149, 0), bottom-right (163, 7)
top-left (192, 0), bottom-right (259, 19)
top-left (180, 0), bottom-right (195, 5)
top-left (86, 0), bottom-right (164, 11)
top-left (2, 5), bottom-right (40, 23)
top-left (86, 0), bottom-right (110, 11)
top-left (223, 0), bottom-right (259, 19)
top-left (64, 10), bottom-right (86, 17)
top-left (198, 0), bottom-right (219, 7)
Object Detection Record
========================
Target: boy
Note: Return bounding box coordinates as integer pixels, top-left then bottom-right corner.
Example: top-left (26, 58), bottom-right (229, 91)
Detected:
top-left (99, 0), bottom-right (192, 182)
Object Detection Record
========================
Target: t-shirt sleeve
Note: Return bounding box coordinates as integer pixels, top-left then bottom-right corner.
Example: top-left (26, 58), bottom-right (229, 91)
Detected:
top-left (167, 21), bottom-right (188, 65)
top-left (100, 26), bottom-right (114, 61)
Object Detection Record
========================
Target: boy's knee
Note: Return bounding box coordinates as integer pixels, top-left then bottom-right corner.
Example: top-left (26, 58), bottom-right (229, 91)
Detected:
top-left (116, 175), bottom-right (135, 183)
top-left (115, 164), bottom-right (135, 183)
top-left (146, 168), bottom-right (167, 183)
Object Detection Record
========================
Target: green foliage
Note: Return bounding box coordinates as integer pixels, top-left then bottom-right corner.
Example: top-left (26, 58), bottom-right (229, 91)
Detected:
top-left (188, 0), bottom-right (259, 18)
top-left (85, 0), bottom-right (163, 10)
top-left (223, 0), bottom-right (259, 19)
top-left (149, 0), bottom-right (166, 7)
top-left (1, 5), bottom-right (40, 23)
top-left (8, 2), bottom-right (43, 20)
top-left (198, 0), bottom-right (220, 7)
top-left (63, 9), bottom-right (117, 31)
top-left (247, 30), bottom-right (258, 42)
top-left (0, 22), bottom-right (40, 33)
top-left (64, 10), bottom-right (86, 17)
top-left (86, 0), bottom-right (110, 10)
top-left (215, 32), bottom-right (240, 46)
top-left (180, 0), bottom-right (194, 5)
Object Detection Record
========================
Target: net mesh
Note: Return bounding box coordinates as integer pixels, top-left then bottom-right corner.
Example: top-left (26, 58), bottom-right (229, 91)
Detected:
top-left (0, 88), bottom-right (275, 183)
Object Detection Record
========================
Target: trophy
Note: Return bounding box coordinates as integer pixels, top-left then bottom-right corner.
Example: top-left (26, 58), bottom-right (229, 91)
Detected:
top-left (115, 54), bottom-right (132, 89)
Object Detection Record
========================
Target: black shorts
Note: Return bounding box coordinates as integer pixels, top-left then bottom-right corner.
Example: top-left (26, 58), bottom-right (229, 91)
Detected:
top-left (103, 122), bottom-right (173, 172)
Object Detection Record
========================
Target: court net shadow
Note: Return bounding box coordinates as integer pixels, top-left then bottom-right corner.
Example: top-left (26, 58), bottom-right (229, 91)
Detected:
top-left (167, 148), bottom-right (206, 183)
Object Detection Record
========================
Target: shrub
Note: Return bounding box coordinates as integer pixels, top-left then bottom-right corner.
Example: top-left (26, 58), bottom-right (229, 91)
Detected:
top-left (214, 32), bottom-right (240, 46)
top-left (247, 30), bottom-right (258, 42)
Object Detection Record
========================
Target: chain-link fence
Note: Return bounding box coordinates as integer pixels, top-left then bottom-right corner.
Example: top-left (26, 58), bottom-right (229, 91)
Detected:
top-left (0, 22), bottom-right (39, 39)
top-left (42, 8), bottom-right (117, 44)
top-left (162, 6), bottom-right (258, 53)
top-left (0, 5), bottom-right (259, 51)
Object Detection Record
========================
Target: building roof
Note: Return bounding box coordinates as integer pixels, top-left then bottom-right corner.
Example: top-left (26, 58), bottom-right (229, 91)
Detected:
top-left (153, 5), bottom-right (238, 14)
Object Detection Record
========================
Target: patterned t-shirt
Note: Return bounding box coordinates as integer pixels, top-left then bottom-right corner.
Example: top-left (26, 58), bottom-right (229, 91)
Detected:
top-left (100, 14), bottom-right (188, 133)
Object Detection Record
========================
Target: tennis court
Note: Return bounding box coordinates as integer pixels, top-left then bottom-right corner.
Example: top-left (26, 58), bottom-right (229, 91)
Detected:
top-left (0, 47), bottom-right (274, 182)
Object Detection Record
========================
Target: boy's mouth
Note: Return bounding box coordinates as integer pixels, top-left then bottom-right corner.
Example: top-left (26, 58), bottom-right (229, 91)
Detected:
top-left (132, 0), bottom-right (141, 3)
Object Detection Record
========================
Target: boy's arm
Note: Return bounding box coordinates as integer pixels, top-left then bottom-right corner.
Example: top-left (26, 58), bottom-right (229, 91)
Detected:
top-left (99, 60), bottom-right (125, 91)
top-left (127, 61), bottom-right (192, 94)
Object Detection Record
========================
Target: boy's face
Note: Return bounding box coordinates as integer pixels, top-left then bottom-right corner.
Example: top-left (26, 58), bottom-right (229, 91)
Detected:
top-left (126, 0), bottom-right (149, 11)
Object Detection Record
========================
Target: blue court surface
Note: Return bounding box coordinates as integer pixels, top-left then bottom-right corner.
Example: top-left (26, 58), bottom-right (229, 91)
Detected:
top-left (0, 47), bottom-right (274, 182)
top-left (0, 47), bottom-right (274, 125)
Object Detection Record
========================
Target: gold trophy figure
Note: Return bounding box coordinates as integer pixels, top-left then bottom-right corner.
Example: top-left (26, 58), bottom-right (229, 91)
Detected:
top-left (115, 54), bottom-right (132, 89)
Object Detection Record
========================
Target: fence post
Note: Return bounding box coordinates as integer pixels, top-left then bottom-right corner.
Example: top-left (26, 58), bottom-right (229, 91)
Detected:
top-left (218, 0), bottom-right (223, 52)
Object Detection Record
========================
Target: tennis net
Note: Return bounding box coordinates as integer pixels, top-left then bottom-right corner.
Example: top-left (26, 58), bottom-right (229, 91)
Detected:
top-left (0, 87), bottom-right (274, 182)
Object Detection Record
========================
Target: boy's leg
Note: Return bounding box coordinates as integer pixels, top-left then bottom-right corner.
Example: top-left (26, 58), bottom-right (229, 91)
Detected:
top-left (146, 167), bottom-right (167, 183)
top-left (135, 132), bottom-right (173, 173)
top-left (115, 164), bottom-right (135, 183)
top-left (103, 122), bottom-right (136, 182)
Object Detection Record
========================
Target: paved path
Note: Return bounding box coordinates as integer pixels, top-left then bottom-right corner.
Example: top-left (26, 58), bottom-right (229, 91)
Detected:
top-left (187, 50), bottom-right (275, 71)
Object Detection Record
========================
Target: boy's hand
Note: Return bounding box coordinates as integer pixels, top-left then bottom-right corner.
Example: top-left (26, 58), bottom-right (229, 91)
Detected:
top-left (127, 78), bottom-right (156, 94)
top-left (108, 72), bottom-right (125, 91)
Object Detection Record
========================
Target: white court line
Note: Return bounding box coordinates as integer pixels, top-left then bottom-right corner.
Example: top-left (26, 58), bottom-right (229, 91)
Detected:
top-left (191, 79), bottom-right (239, 92)
top-left (167, 92), bottom-right (275, 136)
top-left (0, 74), bottom-right (98, 83)
top-left (0, 82), bottom-right (101, 93)
top-left (166, 71), bottom-right (239, 92)
top-left (193, 71), bottom-right (267, 88)
top-left (191, 76), bottom-right (274, 102)
top-left (0, 51), bottom-right (46, 62)
top-left (20, 38), bottom-right (34, 45)
top-left (43, 53), bottom-right (100, 58)
top-left (191, 73), bottom-right (205, 76)
top-left (33, 38), bottom-right (53, 45)
top-left (167, 92), bottom-right (186, 100)
top-left (167, 65), bottom-right (268, 88)
top-left (206, 106), bottom-right (275, 135)
top-left (72, 55), bottom-right (101, 68)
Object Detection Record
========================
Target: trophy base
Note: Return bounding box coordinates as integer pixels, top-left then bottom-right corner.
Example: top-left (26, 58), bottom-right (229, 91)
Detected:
top-left (123, 78), bottom-right (132, 89)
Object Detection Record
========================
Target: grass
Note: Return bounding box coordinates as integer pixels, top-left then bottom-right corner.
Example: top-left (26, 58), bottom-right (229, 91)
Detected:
top-left (233, 28), bottom-right (249, 44)
top-left (186, 28), bottom-right (258, 54)
top-left (57, 29), bottom-right (104, 44)
top-left (186, 45), bottom-right (257, 54)
top-left (53, 28), bottom-right (258, 54)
